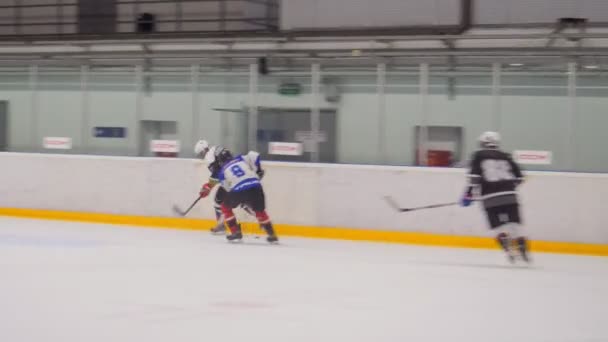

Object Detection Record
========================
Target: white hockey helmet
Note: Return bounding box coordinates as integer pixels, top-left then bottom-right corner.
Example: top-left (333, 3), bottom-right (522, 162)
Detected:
top-left (194, 139), bottom-right (210, 158)
top-left (204, 146), bottom-right (217, 164)
top-left (479, 131), bottom-right (500, 148)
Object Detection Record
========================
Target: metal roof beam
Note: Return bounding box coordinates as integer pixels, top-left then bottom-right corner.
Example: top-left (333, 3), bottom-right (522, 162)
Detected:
top-left (6, 30), bottom-right (608, 46)
top-left (3, 47), bottom-right (608, 58)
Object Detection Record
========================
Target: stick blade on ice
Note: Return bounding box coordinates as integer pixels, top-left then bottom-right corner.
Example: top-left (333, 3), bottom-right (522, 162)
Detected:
top-left (383, 196), bottom-right (407, 212)
top-left (172, 205), bottom-right (186, 217)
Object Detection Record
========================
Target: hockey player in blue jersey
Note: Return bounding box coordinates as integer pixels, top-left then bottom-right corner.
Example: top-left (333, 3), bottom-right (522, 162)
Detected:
top-left (213, 148), bottom-right (278, 243)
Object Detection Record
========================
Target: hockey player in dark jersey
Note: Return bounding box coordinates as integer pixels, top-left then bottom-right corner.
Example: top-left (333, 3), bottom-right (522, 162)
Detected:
top-left (460, 131), bottom-right (530, 263)
top-left (194, 140), bottom-right (229, 234)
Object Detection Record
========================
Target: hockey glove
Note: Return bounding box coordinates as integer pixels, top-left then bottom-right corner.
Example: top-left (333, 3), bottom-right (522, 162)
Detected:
top-left (199, 183), bottom-right (213, 198)
top-left (257, 169), bottom-right (265, 180)
top-left (460, 188), bottom-right (474, 207)
top-left (460, 195), bottom-right (473, 207)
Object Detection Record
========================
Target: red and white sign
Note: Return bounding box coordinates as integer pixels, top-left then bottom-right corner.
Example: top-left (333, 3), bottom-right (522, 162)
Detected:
top-left (150, 140), bottom-right (180, 153)
top-left (43, 137), bottom-right (72, 150)
top-left (513, 150), bottom-right (552, 165)
top-left (268, 142), bottom-right (303, 156)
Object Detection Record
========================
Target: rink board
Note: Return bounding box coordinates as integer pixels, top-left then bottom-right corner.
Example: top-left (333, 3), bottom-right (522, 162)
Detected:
top-left (1, 153), bottom-right (608, 255)
top-left (1, 207), bottom-right (607, 257)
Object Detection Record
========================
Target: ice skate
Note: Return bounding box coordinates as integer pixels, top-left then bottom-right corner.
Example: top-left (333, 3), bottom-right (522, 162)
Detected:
top-left (210, 221), bottom-right (226, 235)
top-left (261, 222), bottom-right (279, 244)
top-left (226, 231), bottom-right (243, 242)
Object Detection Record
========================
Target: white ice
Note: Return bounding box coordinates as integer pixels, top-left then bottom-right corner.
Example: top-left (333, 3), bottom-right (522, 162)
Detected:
top-left (1, 217), bottom-right (607, 342)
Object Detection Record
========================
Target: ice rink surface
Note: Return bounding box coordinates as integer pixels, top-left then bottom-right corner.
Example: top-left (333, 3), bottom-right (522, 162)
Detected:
top-left (1, 217), bottom-right (607, 342)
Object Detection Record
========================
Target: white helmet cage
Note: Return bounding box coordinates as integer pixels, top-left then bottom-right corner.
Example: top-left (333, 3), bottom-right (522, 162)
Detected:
top-left (479, 131), bottom-right (501, 148)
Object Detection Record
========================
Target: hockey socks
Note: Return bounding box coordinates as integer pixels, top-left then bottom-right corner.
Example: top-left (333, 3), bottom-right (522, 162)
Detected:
top-left (255, 210), bottom-right (278, 243)
top-left (496, 233), bottom-right (515, 263)
top-left (214, 204), bottom-right (222, 221)
top-left (496, 232), bottom-right (510, 252)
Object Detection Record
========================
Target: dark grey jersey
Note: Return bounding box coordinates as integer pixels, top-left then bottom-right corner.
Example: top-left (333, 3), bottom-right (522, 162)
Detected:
top-left (468, 149), bottom-right (524, 208)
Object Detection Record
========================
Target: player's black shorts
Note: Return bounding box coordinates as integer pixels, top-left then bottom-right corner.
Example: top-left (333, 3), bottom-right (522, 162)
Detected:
top-left (485, 204), bottom-right (521, 229)
top-left (225, 185), bottom-right (266, 212)
top-left (214, 186), bottom-right (227, 204)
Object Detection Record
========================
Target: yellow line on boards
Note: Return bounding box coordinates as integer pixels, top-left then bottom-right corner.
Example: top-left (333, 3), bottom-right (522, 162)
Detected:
top-left (0, 207), bottom-right (607, 257)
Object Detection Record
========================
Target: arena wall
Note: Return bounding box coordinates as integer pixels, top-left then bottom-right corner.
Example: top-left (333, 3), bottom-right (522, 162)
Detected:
top-left (1, 152), bottom-right (607, 255)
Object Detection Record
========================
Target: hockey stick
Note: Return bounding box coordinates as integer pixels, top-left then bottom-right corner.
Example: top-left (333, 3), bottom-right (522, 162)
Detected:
top-left (172, 196), bottom-right (203, 217)
top-left (383, 196), bottom-right (460, 213)
top-left (237, 203), bottom-right (253, 216)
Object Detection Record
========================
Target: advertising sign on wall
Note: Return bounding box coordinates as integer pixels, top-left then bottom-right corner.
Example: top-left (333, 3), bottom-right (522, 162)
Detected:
top-left (268, 142), bottom-right (303, 156)
top-left (43, 137), bottom-right (72, 150)
top-left (513, 150), bottom-right (552, 165)
top-left (150, 140), bottom-right (180, 153)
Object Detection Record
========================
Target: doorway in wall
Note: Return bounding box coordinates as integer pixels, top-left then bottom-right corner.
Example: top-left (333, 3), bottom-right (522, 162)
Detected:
top-left (0, 101), bottom-right (7, 151)
top-left (139, 120), bottom-right (178, 157)
top-left (256, 107), bottom-right (337, 163)
top-left (212, 106), bottom-right (338, 162)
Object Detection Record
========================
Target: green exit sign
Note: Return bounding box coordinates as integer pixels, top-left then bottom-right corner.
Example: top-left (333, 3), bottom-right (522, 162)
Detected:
top-left (278, 83), bottom-right (302, 96)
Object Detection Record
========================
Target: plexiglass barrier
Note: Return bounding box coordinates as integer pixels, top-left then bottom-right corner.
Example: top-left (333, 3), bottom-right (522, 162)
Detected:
top-left (1, 63), bottom-right (607, 172)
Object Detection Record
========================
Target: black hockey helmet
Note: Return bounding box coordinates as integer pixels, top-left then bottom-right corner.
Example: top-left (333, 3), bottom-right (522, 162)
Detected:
top-left (215, 147), bottom-right (233, 166)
